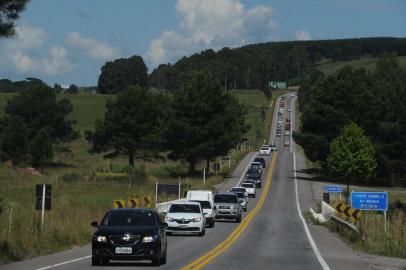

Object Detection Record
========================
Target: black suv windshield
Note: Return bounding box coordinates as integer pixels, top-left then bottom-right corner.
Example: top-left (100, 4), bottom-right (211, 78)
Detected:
top-left (169, 204), bottom-right (201, 213)
top-left (214, 194), bottom-right (238, 203)
top-left (102, 211), bottom-right (155, 227)
top-left (247, 168), bottom-right (260, 175)
top-left (190, 200), bottom-right (212, 209)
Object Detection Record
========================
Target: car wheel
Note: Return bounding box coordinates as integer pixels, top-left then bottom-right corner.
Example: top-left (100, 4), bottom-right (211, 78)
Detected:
top-left (198, 229), bottom-right (205, 236)
top-left (212, 220), bottom-right (215, 228)
top-left (101, 259), bottom-right (109, 266)
top-left (236, 215), bottom-right (241, 223)
top-left (91, 255), bottom-right (101, 266)
top-left (166, 232), bottom-right (172, 236)
top-left (152, 248), bottom-right (161, 266)
top-left (244, 207), bottom-right (247, 212)
top-left (160, 243), bottom-right (167, 265)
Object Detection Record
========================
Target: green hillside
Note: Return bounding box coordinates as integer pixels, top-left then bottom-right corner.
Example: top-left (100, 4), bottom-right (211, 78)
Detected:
top-left (0, 93), bottom-right (109, 132)
top-left (318, 56), bottom-right (406, 75)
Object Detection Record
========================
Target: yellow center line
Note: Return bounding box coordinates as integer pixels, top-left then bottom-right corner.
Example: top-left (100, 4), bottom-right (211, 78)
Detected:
top-left (180, 153), bottom-right (278, 270)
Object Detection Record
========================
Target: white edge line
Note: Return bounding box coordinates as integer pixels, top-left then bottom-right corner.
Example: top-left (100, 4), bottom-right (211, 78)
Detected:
top-left (34, 255), bottom-right (91, 270)
top-left (291, 96), bottom-right (331, 270)
top-left (237, 153), bottom-right (258, 186)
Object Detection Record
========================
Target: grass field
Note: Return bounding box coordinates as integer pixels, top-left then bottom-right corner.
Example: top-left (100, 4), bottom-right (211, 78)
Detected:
top-left (317, 56), bottom-right (406, 75)
top-left (0, 89), bottom-right (274, 263)
top-left (0, 92), bottom-right (109, 132)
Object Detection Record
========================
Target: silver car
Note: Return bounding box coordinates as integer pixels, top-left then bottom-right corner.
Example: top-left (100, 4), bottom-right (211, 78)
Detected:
top-left (214, 193), bottom-right (242, 223)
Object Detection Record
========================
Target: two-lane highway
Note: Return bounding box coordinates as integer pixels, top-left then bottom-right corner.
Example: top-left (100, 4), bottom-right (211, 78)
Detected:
top-left (0, 94), bottom-right (329, 270)
top-left (195, 95), bottom-right (325, 269)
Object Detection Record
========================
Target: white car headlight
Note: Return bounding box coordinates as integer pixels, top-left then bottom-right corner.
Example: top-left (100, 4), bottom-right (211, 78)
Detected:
top-left (165, 216), bottom-right (173, 222)
top-left (193, 217), bottom-right (202, 222)
top-left (96, 236), bottom-right (107, 242)
top-left (142, 235), bottom-right (158, 243)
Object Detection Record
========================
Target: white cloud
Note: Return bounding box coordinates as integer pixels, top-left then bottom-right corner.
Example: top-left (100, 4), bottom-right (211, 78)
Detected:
top-left (296, 30), bottom-right (311, 41)
top-left (9, 51), bottom-right (38, 73)
top-left (3, 25), bottom-right (46, 51)
top-left (66, 32), bottom-right (122, 61)
top-left (145, 0), bottom-right (277, 67)
top-left (42, 47), bottom-right (75, 76)
top-left (0, 24), bottom-right (75, 76)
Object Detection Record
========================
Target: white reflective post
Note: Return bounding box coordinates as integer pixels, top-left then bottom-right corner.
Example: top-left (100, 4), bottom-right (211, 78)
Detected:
top-left (41, 184), bottom-right (45, 227)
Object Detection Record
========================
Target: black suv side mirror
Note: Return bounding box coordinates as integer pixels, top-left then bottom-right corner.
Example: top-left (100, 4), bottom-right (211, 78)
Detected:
top-left (90, 221), bottom-right (98, 228)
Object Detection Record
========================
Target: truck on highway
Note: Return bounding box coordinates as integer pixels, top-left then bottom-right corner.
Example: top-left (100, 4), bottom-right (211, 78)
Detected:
top-left (186, 190), bottom-right (216, 228)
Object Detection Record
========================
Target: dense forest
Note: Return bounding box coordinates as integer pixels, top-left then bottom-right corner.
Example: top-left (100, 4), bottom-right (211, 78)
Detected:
top-left (148, 37), bottom-right (406, 92)
top-left (294, 53), bottom-right (406, 186)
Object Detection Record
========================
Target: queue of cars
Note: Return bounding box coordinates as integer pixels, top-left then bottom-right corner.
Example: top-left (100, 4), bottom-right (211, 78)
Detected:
top-left (89, 95), bottom-right (292, 266)
top-left (277, 96), bottom-right (292, 146)
top-left (89, 155), bottom-right (271, 266)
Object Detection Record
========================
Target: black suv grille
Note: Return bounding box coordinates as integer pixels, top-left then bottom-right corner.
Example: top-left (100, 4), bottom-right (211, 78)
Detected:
top-left (109, 234), bottom-right (140, 245)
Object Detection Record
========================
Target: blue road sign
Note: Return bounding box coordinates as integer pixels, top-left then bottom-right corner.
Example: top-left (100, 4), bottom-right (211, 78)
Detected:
top-left (351, 192), bottom-right (388, 211)
top-left (323, 185), bottom-right (343, 193)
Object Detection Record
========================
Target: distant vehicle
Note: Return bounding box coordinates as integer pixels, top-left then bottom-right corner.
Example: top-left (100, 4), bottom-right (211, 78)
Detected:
top-left (277, 121), bottom-right (282, 127)
top-left (241, 182), bottom-right (256, 197)
top-left (278, 112), bottom-right (282, 116)
top-left (214, 193), bottom-right (242, 223)
top-left (286, 118), bottom-right (291, 122)
top-left (285, 130), bottom-right (290, 136)
top-left (288, 108), bottom-right (292, 112)
top-left (276, 129), bottom-right (282, 137)
top-left (260, 146), bottom-right (271, 156)
top-left (285, 123), bottom-right (291, 130)
top-left (284, 140), bottom-right (290, 146)
top-left (279, 108), bottom-right (284, 114)
top-left (91, 209), bottom-right (167, 266)
top-left (231, 191), bottom-right (248, 212)
top-left (186, 190), bottom-right (215, 228)
top-left (230, 187), bottom-right (248, 199)
top-left (246, 167), bottom-right (262, 188)
top-left (250, 162), bottom-right (263, 173)
top-left (254, 157), bottom-right (266, 168)
top-left (291, 94), bottom-right (295, 97)
top-left (270, 144), bottom-right (277, 151)
top-left (165, 201), bottom-right (206, 236)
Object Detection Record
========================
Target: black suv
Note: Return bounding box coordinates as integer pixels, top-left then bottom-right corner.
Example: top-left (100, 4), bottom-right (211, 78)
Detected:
top-left (91, 209), bottom-right (168, 266)
top-left (246, 167), bottom-right (262, 188)
top-left (254, 157), bottom-right (266, 168)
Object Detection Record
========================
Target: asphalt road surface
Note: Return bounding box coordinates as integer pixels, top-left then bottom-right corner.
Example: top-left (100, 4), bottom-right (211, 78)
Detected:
top-left (0, 94), bottom-right (327, 270)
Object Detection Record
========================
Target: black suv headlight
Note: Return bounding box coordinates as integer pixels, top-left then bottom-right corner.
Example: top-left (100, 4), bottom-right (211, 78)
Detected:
top-left (142, 235), bottom-right (159, 243)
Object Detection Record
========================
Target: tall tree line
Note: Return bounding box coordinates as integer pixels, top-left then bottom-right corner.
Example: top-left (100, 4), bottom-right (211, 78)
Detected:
top-left (96, 37), bottom-right (406, 95)
top-left (294, 53), bottom-right (406, 186)
top-left (88, 75), bottom-right (248, 174)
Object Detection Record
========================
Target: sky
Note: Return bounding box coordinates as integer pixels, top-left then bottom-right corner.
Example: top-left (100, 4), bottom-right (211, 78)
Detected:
top-left (0, 0), bottom-right (405, 86)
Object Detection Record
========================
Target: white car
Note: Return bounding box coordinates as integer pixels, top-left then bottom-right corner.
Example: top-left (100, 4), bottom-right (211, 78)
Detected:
top-left (187, 190), bottom-right (215, 228)
top-left (288, 108), bottom-right (292, 112)
top-left (260, 146), bottom-right (271, 156)
top-left (285, 130), bottom-right (290, 136)
top-left (165, 201), bottom-right (206, 236)
top-left (291, 94), bottom-right (295, 97)
top-left (241, 182), bottom-right (256, 198)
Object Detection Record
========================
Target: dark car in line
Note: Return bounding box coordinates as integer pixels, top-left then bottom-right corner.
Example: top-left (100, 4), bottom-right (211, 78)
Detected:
top-left (246, 167), bottom-right (262, 188)
top-left (254, 157), bottom-right (266, 168)
top-left (91, 208), bottom-right (168, 266)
